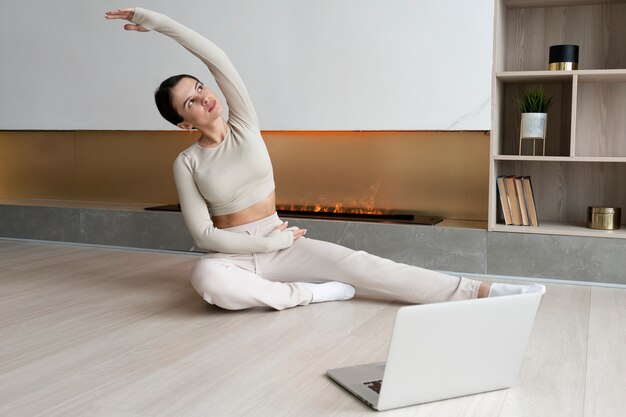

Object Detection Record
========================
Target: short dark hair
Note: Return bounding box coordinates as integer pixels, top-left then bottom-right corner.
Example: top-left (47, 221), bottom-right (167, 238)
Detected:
top-left (154, 74), bottom-right (201, 126)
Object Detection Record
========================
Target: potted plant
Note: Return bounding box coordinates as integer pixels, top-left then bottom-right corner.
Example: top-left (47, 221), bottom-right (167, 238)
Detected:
top-left (515, 87), bottom-right (553, 155)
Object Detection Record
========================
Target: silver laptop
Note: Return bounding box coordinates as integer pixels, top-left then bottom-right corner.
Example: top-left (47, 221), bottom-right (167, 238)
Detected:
top-left (327, 289), bottom-right (546, 411)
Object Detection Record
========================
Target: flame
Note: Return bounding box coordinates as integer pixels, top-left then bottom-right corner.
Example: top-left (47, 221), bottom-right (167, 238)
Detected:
top-left (276, 181), bottom-right (387, 215)
top-left (277, 203), bottom-right (385, 215)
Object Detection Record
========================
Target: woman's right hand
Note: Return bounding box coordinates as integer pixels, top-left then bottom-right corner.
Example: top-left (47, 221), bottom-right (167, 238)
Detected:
top-left (273, 221), bottom-right (307, 240)
top-left (104, 8), bottom-right (149, 32)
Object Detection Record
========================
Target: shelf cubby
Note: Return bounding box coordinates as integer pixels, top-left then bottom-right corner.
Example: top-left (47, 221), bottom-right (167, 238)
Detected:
top-left (575, 78), bottom-right (626, 157)
top-left (502, 1), bottom-right (626, 72)
top-left (497, 78), bottom-right (573, 157)
top-left (494, 160), bottom-right (626, 235)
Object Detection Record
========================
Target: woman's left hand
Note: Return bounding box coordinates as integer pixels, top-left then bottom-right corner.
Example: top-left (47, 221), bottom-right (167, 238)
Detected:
top-left (104, 8), bottom-right (149, 32)
top-left (272, 221), bottom-right (307, 241)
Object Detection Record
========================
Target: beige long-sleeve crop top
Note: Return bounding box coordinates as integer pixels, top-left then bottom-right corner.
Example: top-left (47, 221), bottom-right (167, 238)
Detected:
top-left (131, 8), bottom-right (293, 253)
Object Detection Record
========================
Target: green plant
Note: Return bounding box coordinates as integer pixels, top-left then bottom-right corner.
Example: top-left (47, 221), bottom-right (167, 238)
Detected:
top-left (515, 88), bottom-right (553, 113)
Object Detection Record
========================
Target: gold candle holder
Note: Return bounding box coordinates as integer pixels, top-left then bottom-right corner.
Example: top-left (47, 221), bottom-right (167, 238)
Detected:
top-left (587, 207), bottom-right (621, 230)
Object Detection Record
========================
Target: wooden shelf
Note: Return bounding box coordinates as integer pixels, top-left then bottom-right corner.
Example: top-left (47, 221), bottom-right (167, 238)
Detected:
top-left (497, 71), bottom-right (574, 82)
top-left (492, 222), bottom-right (626, 239)
top-left (504, 0), bottom-right (626, 9)
top-left (494, 155), bottom-right (572, 162)
top-left (576, 69), bottom-right (626, 83)
top-left (489, 0), bottom-right (626, 239)
top-left (494, 155), bottom-right (626, 162)
top-left (497, 69), bottom-right (626, 83)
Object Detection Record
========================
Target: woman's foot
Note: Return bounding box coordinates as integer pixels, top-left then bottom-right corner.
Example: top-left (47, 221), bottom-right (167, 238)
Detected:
top-left (300, 282), bottom-right (355, 303)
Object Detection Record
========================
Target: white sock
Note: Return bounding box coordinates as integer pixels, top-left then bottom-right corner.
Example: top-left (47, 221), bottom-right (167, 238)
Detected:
top-left (300, 282), bottom-right (356, 303)
top-left (488, 283), bottom-right (546, 298)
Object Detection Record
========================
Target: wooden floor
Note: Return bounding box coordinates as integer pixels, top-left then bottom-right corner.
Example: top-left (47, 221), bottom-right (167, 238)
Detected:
top-left (0, 240), bottom-right (624, 417)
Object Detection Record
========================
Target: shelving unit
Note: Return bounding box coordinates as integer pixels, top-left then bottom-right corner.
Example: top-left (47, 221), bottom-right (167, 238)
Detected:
top-left (489, 0), bottom-right (626, 238)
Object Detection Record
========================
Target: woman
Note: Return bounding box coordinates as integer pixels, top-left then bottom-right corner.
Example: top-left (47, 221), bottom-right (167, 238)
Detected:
top-left (105, 7), bottom-right (544, 310)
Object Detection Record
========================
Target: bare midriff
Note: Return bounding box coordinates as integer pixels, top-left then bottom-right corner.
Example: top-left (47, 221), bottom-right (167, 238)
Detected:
top-left (211, 191), bottom-right (277, 229)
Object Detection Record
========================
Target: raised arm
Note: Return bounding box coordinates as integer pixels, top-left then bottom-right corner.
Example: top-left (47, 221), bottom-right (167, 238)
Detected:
top-left (106, 7), bottom-right (258, 127)
top-left (173, 155), bottom-right (293, 253)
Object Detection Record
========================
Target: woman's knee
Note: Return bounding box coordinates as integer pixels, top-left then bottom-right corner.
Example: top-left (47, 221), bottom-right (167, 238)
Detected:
top-left (189, 260), bottom-right (238, 304)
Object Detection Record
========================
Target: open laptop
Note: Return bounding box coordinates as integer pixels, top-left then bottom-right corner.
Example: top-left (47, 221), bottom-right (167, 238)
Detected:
top-left (327, 288), bottom-right (546, 411)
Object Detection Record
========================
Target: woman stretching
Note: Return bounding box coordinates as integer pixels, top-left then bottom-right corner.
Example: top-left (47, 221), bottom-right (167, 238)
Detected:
top-left (105, 7), bottom-right (544, 310)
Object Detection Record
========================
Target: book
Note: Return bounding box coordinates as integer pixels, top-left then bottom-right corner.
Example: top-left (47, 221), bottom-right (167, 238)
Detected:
top-left (504, 176), bottom-right (523, 225)
top-left (521, 176), bottom-right (539, 226)
top-left (496, 176), bottom-right (512, 225)
top-left (515, 177), bottom-right (530, 226)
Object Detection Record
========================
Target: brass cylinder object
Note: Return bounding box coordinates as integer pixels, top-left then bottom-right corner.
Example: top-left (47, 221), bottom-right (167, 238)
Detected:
top-left (587, 207), bottom-right (621, 230)
top-left (549, 62), bottom-right (578, 70)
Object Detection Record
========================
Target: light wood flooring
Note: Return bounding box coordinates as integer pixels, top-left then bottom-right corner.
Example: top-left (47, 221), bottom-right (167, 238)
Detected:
top-left (0, 239), bottom-right (624, 417)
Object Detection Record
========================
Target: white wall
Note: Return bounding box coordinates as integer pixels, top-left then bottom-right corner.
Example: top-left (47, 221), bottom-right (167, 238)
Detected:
top-left (0, 0), bottom-right (493, 130)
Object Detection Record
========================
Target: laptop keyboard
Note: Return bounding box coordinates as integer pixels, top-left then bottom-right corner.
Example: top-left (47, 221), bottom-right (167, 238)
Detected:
top-left (363, 379), bottom-right (382, 394)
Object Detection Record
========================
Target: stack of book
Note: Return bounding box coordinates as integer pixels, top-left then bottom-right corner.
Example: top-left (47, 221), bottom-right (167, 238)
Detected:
top-left (496, 176), bottom-right (539, 226)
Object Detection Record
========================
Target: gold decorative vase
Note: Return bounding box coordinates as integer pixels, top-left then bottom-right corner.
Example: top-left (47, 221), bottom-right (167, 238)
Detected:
top-left (549, 45), bottom-right (579, 71)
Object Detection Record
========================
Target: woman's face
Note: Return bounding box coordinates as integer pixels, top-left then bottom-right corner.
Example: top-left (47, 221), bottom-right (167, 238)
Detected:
top-left (171, 77), bottom-right (223, 130)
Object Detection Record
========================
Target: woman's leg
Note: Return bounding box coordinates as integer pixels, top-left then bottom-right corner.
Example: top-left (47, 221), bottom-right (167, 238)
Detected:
top-left (189, 257), bottom-right (313, 310)
top-left (259, 237), bottom-right (481, 304)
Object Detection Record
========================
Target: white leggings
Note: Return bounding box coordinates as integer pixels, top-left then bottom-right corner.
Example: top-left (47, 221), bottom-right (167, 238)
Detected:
top-left (190, 213), bottom-right (481, 310)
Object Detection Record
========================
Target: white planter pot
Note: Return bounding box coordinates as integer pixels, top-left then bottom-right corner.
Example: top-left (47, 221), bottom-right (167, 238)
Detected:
top-left (519, 112), bottom-right (547, 156)
top-left (520, 112), bottom-right (547, 139)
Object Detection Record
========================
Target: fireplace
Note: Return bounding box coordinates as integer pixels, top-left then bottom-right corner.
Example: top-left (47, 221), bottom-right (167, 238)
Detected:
top-left (275, 204), bottom-right (441, 225)
top-left (140, 131), bottom-right (490, 225)
top-left (145, 203), bottom-right (442, 225)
